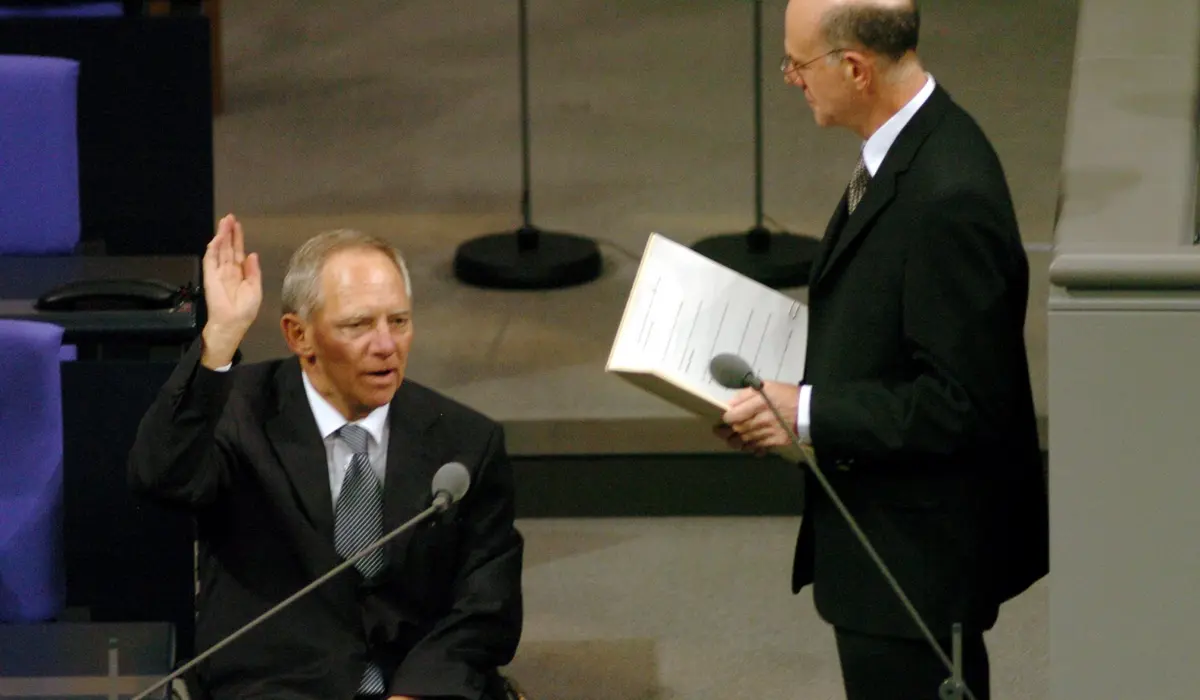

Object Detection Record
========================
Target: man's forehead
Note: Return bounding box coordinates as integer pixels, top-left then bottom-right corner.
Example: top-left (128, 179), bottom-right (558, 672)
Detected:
top-left (784, 0), bottom-right (823, 47)
top-left (784, 28), bottom-right (820, 58)
top-left (786, 0), bottom-right (826, 21)
top-left (318, 251), bottom-right (404, 292)
top-left (318, 259), bottom-right (408, 310)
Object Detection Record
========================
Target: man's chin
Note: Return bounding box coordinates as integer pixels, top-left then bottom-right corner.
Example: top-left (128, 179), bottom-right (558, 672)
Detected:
top-left (357, 373), bottom-right (402, 407)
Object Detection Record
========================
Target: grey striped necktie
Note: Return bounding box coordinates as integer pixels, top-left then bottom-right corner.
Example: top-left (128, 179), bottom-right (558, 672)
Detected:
top-left (335, 424), bottom-right (387, 695)
top-left (847, 153), bottom-right (871, 213)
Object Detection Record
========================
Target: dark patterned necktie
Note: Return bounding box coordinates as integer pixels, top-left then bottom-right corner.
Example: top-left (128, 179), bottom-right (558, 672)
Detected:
top-left (335, 424), bottom-right (387, 695)
top-left (847, 153), bottom-right (870, 213)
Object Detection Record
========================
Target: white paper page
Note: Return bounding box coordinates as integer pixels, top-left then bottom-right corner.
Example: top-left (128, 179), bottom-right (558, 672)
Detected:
top-left (609, 233), bottom-right (808, 405)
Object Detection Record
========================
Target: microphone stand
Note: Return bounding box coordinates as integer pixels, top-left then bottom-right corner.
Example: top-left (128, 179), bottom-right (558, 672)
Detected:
top-left (691, 0), bottom-right (820, 289)
top-left (939, 623), bottom-right (966, 700)
top-left (452, 0), bottom-right (603, 289)
top-left (131, 496), bottom-right (455, 700)
top-left (737, 372), bottom-right (978, 700)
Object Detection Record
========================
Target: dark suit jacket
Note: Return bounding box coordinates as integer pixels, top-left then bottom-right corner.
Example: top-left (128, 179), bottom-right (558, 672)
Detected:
top-left (128, 341), bottom-right (523, 700)
top-left (791, 84), bottom-right (1048, 640)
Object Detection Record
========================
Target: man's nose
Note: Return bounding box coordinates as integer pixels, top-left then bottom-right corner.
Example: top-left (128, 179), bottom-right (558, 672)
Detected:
top-left (368, 320), bottom-right (397, 354)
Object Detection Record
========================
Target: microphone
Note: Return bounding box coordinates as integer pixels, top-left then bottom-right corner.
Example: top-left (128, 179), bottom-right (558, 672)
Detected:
top-left (709, 353), bottom-right (976, 700)
top-left (131, 462), bottom-right (472, 700)
top-left (710, 352), bottom-right (764, 391)
top-left (431, 460), bottom-right (471, 510)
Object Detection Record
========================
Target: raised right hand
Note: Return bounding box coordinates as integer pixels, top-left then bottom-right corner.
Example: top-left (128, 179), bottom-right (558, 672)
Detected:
top-left (200, 214), bottom-right (262, 369)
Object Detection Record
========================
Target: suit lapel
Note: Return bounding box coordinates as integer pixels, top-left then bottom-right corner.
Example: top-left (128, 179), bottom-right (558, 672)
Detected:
top-left (809, 84), bottom-right (952, 291)
top-left (381, 381), bottom-right (441, 550)
top-left (808, 193), bottom-right (849, 285)
top-left (812, 172), bottom-right (898, 289)
top-left (264, 360), bottom-right (336, 540)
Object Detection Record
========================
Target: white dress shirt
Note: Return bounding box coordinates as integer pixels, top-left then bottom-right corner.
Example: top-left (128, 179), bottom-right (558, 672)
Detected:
top-left (214, 361), bottom-right (389, 504)
top-left (795, 74), bottom-right (936, 443)
top-left (300, 371), bottom-right (389, 505)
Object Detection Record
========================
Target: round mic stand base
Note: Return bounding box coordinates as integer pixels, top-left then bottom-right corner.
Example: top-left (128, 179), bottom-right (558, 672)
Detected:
top-left (453, 226), bottom-right (602, 289)
top-left (939, 679), bottom-right (967, 700)
top-left (937, 622), bottom-right (969, 700)
top-left (453, 0), bottom-right (602, 291)
top-left (691, 227), bottom-right (821, 289)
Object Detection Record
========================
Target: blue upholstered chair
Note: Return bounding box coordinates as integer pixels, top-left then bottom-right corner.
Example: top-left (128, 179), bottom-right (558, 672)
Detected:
top-left (0, 319), bottom-right (67, 622)
top-left (0, 54), bottom-right (81, 255)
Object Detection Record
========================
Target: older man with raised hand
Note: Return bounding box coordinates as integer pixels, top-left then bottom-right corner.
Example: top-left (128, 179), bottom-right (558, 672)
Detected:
top-left (717, 1), bottom-right (1048, 698)
top-left (129, 214), bottom-right (524, 700)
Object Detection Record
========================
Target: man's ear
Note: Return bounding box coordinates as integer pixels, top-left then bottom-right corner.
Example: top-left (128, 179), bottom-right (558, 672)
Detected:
top-left (844, 51), bottom-right (871, 90)
top-left (280, 313), bottom-right (313, 359)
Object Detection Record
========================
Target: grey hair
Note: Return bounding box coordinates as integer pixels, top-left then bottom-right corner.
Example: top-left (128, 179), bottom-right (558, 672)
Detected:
top-left (281, 229), bottom-right (412, 320)
top-left (821, 1), bottom-right (920, 63)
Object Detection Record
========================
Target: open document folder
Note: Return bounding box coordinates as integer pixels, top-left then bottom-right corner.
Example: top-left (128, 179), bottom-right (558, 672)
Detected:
top-left (605, 232), bottom-right (814, 465)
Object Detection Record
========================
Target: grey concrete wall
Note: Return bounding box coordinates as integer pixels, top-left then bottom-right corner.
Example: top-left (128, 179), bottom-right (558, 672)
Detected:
top-left (1048, 1), bottom-right (1200, 698)
top-left (1055, 0), bottom-right (1198, 251)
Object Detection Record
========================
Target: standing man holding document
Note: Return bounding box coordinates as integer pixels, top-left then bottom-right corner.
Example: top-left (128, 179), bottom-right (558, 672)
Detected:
top-left (716, 0), bottom-right (1048, 698)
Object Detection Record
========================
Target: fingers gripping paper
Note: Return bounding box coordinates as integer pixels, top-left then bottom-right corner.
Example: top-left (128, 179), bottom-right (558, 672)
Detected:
top-left (606, 233), bottom-right (810, 462)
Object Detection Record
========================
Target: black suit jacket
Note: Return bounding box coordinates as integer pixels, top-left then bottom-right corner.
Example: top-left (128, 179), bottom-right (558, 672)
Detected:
top-left (792, 84), bottom-right (1048, 639)
top-left (128, 341), bottom-right (523, 700)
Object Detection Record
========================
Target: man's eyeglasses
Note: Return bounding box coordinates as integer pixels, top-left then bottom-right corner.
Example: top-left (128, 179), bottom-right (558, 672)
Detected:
top-left (779, 48), bottom-right (847, 77)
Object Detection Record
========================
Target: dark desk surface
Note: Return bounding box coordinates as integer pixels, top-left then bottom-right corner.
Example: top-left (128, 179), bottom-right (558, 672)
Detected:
top-left (0, 255), bottom-right (200, 344)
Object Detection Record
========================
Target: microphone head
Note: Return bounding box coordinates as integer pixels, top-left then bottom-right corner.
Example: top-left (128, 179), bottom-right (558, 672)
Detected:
top-left (431, 462), bottom-right (471, 505)
top-left (710, 353), bottom-right (761, 390)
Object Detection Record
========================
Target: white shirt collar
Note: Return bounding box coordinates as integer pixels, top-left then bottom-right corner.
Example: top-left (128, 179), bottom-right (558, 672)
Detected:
top-left (300, 367), bottom-right (389, 445)
top-left (861, 74), bottom-right (936, 176)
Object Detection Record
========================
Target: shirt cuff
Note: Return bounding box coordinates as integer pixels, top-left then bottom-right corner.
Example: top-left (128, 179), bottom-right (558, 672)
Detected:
top-left (213, 362), bottom-right (232, 373)
top-left (796, 384), bottom-right (812, 444)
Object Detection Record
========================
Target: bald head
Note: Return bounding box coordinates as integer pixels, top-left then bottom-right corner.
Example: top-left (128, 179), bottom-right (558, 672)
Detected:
top-left (788, 0), bottom-right (920, 63)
